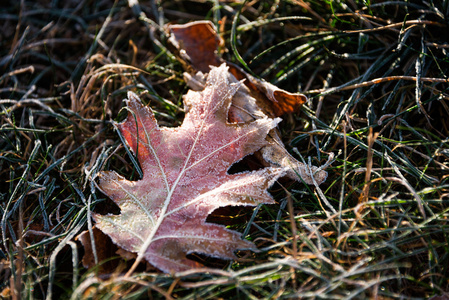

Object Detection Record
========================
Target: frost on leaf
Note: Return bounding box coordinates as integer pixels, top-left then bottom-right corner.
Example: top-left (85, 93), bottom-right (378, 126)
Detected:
top-left (94, 64), bottom-right (286, 273)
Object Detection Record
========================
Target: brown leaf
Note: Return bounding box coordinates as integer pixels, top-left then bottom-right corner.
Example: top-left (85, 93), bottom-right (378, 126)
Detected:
top-left (167, 21), bottom-right (306, 118)
top-left (168, 21), bottom-right (223, 73)
top-left (227, 63), bottom-right (307, 117)
top-left (76, 227), bottom-right (121, 274)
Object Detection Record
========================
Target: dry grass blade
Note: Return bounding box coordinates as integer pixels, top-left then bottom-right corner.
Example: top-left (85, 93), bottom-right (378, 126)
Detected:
top-left (360, 127), bottom-right (378, 204)
top-left (306, 75), bottom-right (449, 95)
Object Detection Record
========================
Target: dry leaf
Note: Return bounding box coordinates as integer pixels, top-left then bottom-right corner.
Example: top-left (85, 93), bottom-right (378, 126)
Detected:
top-left (168, 21), bottom-right (327, 185)
top-left (168, 21), bottom-right (223, 73)
top-left (77, 227), bottom-right (124, 274)
top-left (94, 64), bottom-right (287, 273)
top-left (167, 20), bottom-right (307, 117)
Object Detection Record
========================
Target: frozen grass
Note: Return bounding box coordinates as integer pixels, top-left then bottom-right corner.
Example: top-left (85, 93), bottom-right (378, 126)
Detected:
top-left (1, 0), bottom-right (449, 299)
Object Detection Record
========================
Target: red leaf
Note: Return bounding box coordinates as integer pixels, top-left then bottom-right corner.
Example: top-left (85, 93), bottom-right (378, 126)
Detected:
top-left (94, 64), bottom-right (286, 273)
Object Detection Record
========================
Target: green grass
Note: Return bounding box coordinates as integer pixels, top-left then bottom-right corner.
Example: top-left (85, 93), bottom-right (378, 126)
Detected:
top-left (1, 0), bottom-right (449, 299)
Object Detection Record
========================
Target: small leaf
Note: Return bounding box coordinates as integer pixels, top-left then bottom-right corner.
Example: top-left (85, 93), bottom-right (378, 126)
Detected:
top-left (168, 21), bottom-right (223, 73)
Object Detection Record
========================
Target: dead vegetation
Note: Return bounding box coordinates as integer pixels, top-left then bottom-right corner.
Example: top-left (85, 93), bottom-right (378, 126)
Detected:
top-left (1, 1), bottom-right (449, 299)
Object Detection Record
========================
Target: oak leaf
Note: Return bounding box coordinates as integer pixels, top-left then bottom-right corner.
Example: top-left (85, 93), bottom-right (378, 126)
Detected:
top-left (94, 64), bottom-right (287, 273)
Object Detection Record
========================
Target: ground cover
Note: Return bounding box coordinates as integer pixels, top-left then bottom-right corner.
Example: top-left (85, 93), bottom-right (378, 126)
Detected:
top-left (1, 1), bottom-right (449, 299)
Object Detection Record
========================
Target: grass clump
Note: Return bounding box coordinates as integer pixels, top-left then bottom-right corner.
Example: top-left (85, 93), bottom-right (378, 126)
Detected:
top-left (1, 0), bottom-right (449, 299)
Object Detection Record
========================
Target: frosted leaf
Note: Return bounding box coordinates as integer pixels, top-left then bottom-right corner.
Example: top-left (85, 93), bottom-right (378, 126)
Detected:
top-left (94, 64), bottom-right (286, 273)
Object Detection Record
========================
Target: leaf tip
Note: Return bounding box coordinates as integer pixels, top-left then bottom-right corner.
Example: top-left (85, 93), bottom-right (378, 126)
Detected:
top-left (126, 91), bottom-right (140, 104)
